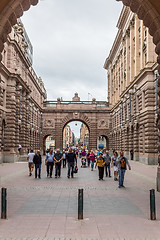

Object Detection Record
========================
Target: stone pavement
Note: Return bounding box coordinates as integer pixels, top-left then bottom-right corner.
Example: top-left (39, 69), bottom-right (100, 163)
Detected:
top-left (0, 159), bottom-right (160, 240)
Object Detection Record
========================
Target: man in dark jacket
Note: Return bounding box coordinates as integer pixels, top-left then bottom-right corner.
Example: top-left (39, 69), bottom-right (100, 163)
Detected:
top-left (67, 148), bottom-right (77, 178)
top-left (54, 149), bottom-right (63, 178)
top-left (33, 150), bottom-right (42, 179)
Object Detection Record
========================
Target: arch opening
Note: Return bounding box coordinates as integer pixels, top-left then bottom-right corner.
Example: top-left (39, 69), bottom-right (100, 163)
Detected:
top-left (97, 135), bottom-right (109, 151)
top-left (43, 134), bottom-right (55, 155)
top-left (62, 120), bottom-right (90, 150)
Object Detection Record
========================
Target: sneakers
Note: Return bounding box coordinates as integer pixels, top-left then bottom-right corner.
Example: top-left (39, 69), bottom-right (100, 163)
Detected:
top-left (67, 175), bottom-right (70, 178)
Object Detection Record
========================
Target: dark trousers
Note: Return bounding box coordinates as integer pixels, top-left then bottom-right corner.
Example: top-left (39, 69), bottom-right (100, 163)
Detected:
top-left (35, 164), bottom-right (41, 178)
top-left (63, 159), bottom-right (66, 168)
top-left (105, 164), bottom-right (111, 177)
top-left (119, 169), bottom-right (126, 187)
top-left (68, 162), bottom-right (74, 177)
top-left (47, 162), bottom-right (53, 177)
top-left (87, 158), bottom-right (90, 167)
top-left (98, 166), bottom-right (104, 180)
top-left (55, 163), bottom-right (61, 177)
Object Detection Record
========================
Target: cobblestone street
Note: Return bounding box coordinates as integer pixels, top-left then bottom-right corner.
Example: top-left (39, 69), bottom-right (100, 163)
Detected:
top-left (0, 159), bottom-right (160, 239)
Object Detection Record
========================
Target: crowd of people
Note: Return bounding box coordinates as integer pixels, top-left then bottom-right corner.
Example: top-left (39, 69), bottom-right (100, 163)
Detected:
top-left (27, 148), bottom-right (131, 188)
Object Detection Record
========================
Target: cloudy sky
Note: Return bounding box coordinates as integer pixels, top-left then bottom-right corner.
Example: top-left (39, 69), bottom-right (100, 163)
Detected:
top-left (22, 0), bottom-right (123, 102)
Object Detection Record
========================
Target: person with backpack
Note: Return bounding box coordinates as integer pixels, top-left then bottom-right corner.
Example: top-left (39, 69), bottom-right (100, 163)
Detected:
top-left (95, 152), bottom-right (106, 180)
top-left (66, 148), bottom-right (77, 178)
top-left (116, 151), bottom-right (131, 188)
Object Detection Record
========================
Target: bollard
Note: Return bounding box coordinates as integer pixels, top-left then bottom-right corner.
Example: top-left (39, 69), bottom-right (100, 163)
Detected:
top-left (78, 189), bottom-right (83, 220)
top-left (1, 188), bottom-right (7, 219)
top-left (150, 189), bottom-right (156, 220)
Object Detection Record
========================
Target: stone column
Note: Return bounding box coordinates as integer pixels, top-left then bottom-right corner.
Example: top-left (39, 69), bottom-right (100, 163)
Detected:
top-left (4, 78), bottom-right (17, 162)
top-left (89, 123), bottom-right (97, 151)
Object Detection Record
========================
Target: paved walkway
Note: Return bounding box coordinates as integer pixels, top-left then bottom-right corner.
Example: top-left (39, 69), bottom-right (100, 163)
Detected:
top-left (0, 159), bottom-right (160, 239)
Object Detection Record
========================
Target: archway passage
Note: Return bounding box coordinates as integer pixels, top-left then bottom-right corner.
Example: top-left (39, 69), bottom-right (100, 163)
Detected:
top-left (97, 135), bottom-right (109, 151)
top-left (43, 135), bottom-right (55, 155)
top-left (62, 121), bottom-right (90, 150)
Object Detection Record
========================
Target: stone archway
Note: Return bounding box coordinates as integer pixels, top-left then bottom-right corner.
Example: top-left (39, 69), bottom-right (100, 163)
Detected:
top-left (0, 0), bottom-right (160, 187)
top-left (58, 113), bottom-right (92, 150)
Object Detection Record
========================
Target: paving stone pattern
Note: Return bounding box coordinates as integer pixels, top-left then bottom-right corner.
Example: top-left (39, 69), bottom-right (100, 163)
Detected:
top-left (0, 160), bottom-right (160, 239)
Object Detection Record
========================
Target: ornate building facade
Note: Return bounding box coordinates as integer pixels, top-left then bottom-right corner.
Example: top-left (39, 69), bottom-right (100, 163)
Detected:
top-left (104, 6), bottom-right (158, 164)
top-left (0, 20), bottom-right (46, 163)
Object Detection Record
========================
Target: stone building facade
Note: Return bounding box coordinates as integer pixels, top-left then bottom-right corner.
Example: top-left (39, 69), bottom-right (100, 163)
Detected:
top-left (0, 20), bottom-right (46, 163)
top-left (104, 6), bottom-right (158, 164)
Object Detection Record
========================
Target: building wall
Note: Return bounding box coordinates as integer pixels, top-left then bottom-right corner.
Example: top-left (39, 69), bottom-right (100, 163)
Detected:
top-left (0, 20), bottom-right (46, 162)
top-left (104, 6), bottom-right (158, 164)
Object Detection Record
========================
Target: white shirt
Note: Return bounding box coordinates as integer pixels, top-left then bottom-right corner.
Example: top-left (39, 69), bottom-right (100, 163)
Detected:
top-left (28, 152), bottom-right (35, 163)
top-left (18, 145), bottom-right (22, 149)
top-left (63, 153), bottom-right (66, 159)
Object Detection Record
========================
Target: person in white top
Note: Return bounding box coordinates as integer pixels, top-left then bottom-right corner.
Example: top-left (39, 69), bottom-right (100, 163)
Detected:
top-left (18, 144), bottom-right (22, 155)
top-left (27, 149), bottom-right (35, 176)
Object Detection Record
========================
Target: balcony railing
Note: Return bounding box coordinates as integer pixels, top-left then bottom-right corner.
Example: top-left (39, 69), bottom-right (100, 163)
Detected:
top-left (43, 100), bottom-right (109, 108)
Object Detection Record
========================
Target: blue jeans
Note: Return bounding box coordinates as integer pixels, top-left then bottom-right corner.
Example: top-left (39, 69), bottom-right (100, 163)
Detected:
top-left (68, 162), bottom-right (74, 177)
top-left (119, 169), bottom-right (126, 187)
top-left (91, 161), bottom-right (94, 169)
top-left (105, 164), bottom-right (111, 177)
top-left (35, 164), bottom-right (41, 178)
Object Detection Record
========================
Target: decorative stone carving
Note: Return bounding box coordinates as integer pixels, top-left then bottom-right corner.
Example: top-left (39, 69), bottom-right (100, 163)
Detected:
top-left (98, 119), bottom-right (109, 129)
top-left (72, 93), bottom-right (80, 101)
top-left (73, 112), bottom-right (80, 119)
top-left (43, 119), bottom-right (55, 129)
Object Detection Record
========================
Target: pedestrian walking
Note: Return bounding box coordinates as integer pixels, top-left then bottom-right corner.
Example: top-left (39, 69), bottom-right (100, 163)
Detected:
top-left (87, 151), bottom-right (90, 167)
top-left (90, 150), bottom-right (95, 171)
top-left (81, 148), bottom-right (87, 167)
top-left (130, 149), bottom-right (134, 160)
top-left (63, 150), bottom-right (67, 168)
top-left (54, 149), bottom-right (63, 178)
top-left (33, 150), bottom-right (42, 179)
top-left (66, 148), bottom-right (77, 178)
top-left (18, 144), bottom-right (22, 155)
top-left (95, 153), bottom-right (106, 180)
top-left (111, 151), bottom-right (119, 181)
top-left (104, 150), bottom-right (111, 177)
top-left (27, 149), bottom-right (35, 176)
top-left (117, 151), bottom-right (131, 188)
top-left (45, 148), bottom-right (54, 178)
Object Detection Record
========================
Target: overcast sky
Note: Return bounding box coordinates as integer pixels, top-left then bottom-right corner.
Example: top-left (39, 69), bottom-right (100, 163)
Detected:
top-left (22, 0), bottom-right (122, 102)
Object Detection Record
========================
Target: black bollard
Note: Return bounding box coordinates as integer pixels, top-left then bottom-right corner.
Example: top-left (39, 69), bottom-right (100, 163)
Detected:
top-left (78, 189), bottom-right (83, 220)
top-left (1, 188), bottom-right (7, 219)
top-left (150, 189), bottom-right (156, 220)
